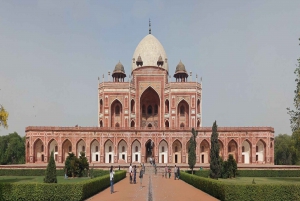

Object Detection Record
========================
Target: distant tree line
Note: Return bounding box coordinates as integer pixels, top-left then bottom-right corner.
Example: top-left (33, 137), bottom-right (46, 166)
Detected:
top-left (0, 132), bottom-right (25, 164)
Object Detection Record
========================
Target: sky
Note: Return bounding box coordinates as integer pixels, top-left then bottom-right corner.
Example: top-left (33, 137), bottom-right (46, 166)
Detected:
top-left (0, 0), bottom-right (300, 136)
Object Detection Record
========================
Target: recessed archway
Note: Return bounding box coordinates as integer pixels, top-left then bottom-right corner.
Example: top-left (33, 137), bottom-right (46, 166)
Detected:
top-left (33, 139), bottom-right (44, 163)
top-left (140, 87), bottom-right (160, 128)
top-left (256, 140), bottom-right (266, 163)
top-left (104, 140), bottom-right (114, 163)
top-left (228, 139), bottom-right (238, 161)
top-left (76, 139), bottom-right (86, 157)
top-left (242, 140), bottom-right (251, 164)
top-left (132, 140), bottom-right (141, 163)
top-left (145, 139), bottom-right (154, 163)
top-left (118, 140), bottom-right (128, 163)
top-left (158, 140), bottom-right (168, 163)
top-left (62, 139), bottom-right (72, 163)
top-left (200, 140), bottom-right (210, 164)
top-left (90, 139), bottom-right (100, 162)
top-left (172, 140), bottom-right (182, 163)
top-left (48, 139), bottom-right (58, 162)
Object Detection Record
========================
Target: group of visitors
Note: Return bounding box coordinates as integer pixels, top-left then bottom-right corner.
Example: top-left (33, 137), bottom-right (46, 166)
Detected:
top-left (128, 163), bottom-right (145, 189)
top-left (163, 164), bottom-right (180, 179)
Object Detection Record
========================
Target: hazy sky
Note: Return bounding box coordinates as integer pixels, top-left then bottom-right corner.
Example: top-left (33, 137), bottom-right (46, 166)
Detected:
top-left (1, 1), bottom-right (300, 136)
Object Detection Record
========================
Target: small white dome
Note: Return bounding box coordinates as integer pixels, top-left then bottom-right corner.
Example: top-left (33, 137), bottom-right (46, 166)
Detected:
top-left (132, 34), bottom-right (168, 72)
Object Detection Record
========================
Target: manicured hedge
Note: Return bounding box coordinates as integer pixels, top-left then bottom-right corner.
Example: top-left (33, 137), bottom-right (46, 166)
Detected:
top-left (0, 169), bottom-right (108, 177)
top-left (180, 171), bottom-right (300, 201)
top-left (185, 169), bottom-right (300, 178)
top-left (0, 170), bottom-right (126, 201)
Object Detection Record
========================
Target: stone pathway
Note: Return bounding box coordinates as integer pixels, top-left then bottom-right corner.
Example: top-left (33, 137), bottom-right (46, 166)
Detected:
top-left (87, 166), bottom-right (219, 201)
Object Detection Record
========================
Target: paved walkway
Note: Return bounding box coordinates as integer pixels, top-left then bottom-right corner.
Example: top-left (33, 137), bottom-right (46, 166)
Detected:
top-left (87, 167), bottom-right (219, 201)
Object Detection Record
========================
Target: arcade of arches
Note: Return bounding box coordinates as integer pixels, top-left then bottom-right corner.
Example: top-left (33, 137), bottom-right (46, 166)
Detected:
top-left (26, 127), bottom-right (274, 165)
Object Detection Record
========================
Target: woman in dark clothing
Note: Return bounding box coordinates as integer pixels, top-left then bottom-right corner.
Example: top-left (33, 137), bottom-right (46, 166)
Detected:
top-left (133, 165), bottom-right (137, 184)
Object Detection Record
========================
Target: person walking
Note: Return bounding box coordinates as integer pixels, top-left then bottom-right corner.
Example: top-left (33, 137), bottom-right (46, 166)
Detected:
top-left (110, 166), bottom-right (115, 194)
top-left (168, 166), bottom-right (171, 178)
top-left (133, 165), bottom-right (137, 184)
top-left (177, 166), bottom-right (180, 180)
top-left (129, 163), bottom-right (133, 184)
top-left (139, 164), bottom-right (144, 189)
top-left (174, 165), bottom-right (177, 180)
top-left (164, 164), bottom-right (168, 178)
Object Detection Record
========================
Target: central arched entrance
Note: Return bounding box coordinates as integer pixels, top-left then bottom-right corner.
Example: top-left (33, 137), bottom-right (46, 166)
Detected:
top-left (145, 139), bottom-right (154, 163)
top-left (140, 87), bottom-right (160, 128)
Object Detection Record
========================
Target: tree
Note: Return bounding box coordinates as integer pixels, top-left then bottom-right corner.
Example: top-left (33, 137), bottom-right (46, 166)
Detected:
top-left (78, 151), bottom-right (89, 177)
top-left (274, 134), bottom-right (297, 165)
top-left (227, 154), bottom-right (237, 178)
top-left (188, 128), bottom-right (198, 174)
top-left (65, 152), bottom-right (79, 177)
top-left (44, 151), bottom-right (57, 183)
top-left (0, 132), bottom-right (25, 165)
top-left (210, 121), bottom-right (221, 179)
top-left (287, 38), bottom-right (300, 132)
top-left (0, 105), bottom-right (9, 129)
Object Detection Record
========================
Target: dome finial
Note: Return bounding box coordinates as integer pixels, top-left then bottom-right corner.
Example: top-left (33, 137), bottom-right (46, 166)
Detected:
top-left (149, 19), bottom-right (151, 34)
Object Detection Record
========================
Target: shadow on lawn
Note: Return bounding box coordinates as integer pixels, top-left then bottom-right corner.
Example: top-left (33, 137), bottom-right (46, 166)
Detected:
top-left (267, 177), bottom-right (300, 182)
top-left (0, 177), bottom-right (35, 183)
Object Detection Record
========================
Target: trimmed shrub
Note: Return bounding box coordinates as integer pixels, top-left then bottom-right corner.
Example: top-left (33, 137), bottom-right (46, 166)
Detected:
top-left (44, 151), bottom-right (57, 183)
top-left (181, 171), bottom-right (300, 201)
top-left (0, 169), bottom-right (108, 177)
top-left (0, 170), bottom-right (126, 201)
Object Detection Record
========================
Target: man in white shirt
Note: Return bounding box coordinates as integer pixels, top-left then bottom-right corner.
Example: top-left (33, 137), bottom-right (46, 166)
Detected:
top-left (129, 163), bottom-right (133, 184)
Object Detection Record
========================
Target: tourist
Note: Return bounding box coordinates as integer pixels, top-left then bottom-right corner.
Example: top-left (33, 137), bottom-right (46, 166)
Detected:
top-left (139, 164), bottom-right (144, 189)
top-left (177, 166), bottom-right (180, 180)
top-left (174, 165), bottom-right (177, 180)
top-left (129, 163), bottom-right (133, 184)
top-left (168, 166), bottom-right (171, 178)
top-left (133, 165), bottom-right (137, 184)
top-left (164, 164), bottom-right (168, 178)
top-left (110, 166), bottom-right (115, 194)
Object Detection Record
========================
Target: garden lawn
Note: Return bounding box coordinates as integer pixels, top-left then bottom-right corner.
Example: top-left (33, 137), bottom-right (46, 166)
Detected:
top-left (0, 176), bottom-right (90, 184)
top-left (219, 177), bottom-right (300, 184)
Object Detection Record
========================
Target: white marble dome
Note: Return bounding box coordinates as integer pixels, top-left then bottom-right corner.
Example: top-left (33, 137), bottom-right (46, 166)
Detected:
top-left (131, 34), bottom-right (168, 72)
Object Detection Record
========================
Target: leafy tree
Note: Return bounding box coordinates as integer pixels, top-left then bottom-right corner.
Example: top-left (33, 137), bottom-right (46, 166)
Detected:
top-left (78, 151), bottom-right (89, 177)
top-left (188, 128), bottom-right (198, 174)
top-left (274, 134), bottom-right (297, 165)
top-left (0, 105), bottom-right (9, 129)
top-left (227, 154), bottom-right (237, 178)
top-left (287, 38), bottom-right (300, 132)
top-left (65, 152), bottom-right (79, 177)
top-left (210, 121), bottom-right (221, 179)
top-left (0, 132), bottom-right (25, 164)
top-left (44, 151), bottom-right (57, 183)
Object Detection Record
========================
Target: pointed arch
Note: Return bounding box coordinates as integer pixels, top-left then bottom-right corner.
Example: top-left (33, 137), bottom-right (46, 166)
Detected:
top-left (118, 139), bottom-right (128, 163)
top-left (228, 139), bottom-right (238, 161)
top-left (165, 99), bottom-right (169, 113)
top-left (186, 140), bottom-right (190, 164)
top-left (140, 87), bottom-right (160, 128)
top-left (104, 139), bottom-right (114, 163)
top-left (131, 120), bottom-right (135, 128)
top-left (100, 99), bottom-right (103, 113)
top-left (158, 139), bottom-right (168, 163)
top-left (172, 139), bottom-right (182, 163)
top-left (33, 138), bottom-right (44, 163)
top-left (76, 139), bottom-right (86, 157)
top-left (242, 139), bottom-right (252, 164)
top-left (145, 139), bottom-right (155, 163)
top-left (256, 139), bottom-right (266, 163)
top-left (131, 99), bottom-right (135, 113)
top-left (90, 139), bottom-right (100, 162)
top-left (200, 139), bottom-right (210, 164)
top-left (177, 99), bottom-right (189, 128)
top-left (111, 99), bottom-right (123, 127)
top-left (48, 139), bottom-right (58, 162)
top-left (165, 120), bottom-right (169, 128)
top-left (218, 140), bottom-right (224, 160)
top-left (132, 139), bottom-right (141, 163)
top-left (62, 139), bottom-right (72, 163)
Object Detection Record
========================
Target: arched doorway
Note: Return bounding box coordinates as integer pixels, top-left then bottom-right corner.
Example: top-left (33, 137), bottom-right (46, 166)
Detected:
top-left (33, 139), bottom-right (44, 163)
top-left (132, 140), bottom-right (141, 163)
top-left (111, 100), bottom-right (122, 127)
top-left (172, 140), bottom-right (182, 163)
top-left (256, 140), bottom-right (266, 163)
top-left (158, 140), bottom-right (168, 163)
top-left (90, 139), bottom-right (100, 162)
top-left (62, 139), bottom-right (72, 163)
top-left (242, 140), bottom-right (251, 164)
top-left (145, 139), bottom-right (154, 163)
top-left (228, 139), bottom-right (238, 161)
top-left (104, 140), bottom-right (114, 163)
top-left (118, 140), bottom-right (128, 163)
top-left (140, 87), bottom-right (160, 128)
top-left (177, 100), bottom-right (189, 127)
top-left (48, 139), bottom-right (58, 162)
top-left (200, 140), bottom-right (210, 164)
top-left (76, 139), bottom-right (86, 157)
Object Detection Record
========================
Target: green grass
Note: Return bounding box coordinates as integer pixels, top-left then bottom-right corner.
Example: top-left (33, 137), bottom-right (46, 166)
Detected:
top-left (219, 177), bottom-right (300, 185)
top-left (0, 176), bottom-right (91, 184)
